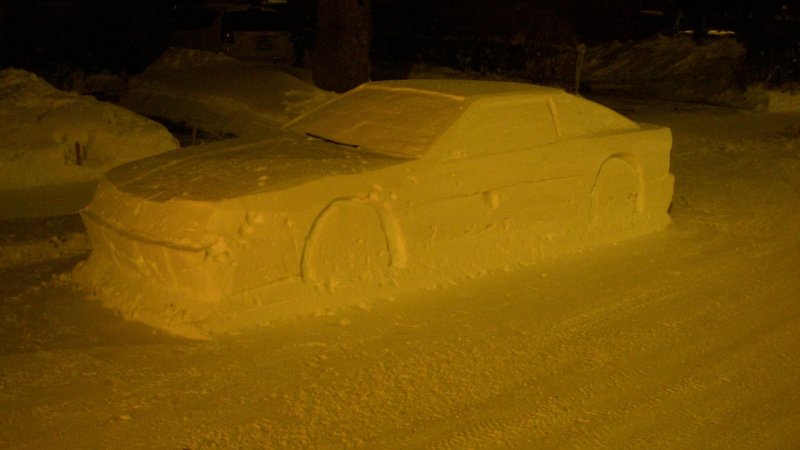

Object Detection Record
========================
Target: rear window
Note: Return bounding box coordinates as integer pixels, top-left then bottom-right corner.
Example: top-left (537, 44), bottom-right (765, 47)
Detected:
top-left (222, 9), bottom-right (287, 32)
top-left (287, 86), bottom-right (466, 158)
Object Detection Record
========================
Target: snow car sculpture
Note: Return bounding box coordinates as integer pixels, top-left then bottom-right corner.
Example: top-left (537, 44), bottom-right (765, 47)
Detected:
top-left (75, 79), bottom-right (674, 338)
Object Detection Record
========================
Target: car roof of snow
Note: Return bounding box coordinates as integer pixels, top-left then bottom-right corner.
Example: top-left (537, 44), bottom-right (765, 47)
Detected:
top-left (361, 79), bottom-right (563, 99)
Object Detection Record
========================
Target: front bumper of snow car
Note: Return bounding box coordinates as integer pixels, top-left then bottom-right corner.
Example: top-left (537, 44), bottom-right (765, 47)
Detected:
top-left (73, 178), bottom-right (328, 338)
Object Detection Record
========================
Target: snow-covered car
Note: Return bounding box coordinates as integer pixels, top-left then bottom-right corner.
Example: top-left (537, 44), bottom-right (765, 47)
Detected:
top-left (169, 4), bottom-right (293, 66)
top-left (120, 48), bottom-right (335, 139)
top-left (220, 6), bottom-right (293, 65)
top-left (75, 79), bottom-right (674, 338)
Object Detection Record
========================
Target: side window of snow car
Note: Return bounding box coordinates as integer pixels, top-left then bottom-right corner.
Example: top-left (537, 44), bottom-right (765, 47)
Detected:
top-left (458, 99), bottom-right (558, 158)
top-left (551, 93), bottom-right (638, 138)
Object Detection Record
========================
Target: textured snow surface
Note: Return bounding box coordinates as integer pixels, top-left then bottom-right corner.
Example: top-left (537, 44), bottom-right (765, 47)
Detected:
top-left (582, 35), bottom-right (748, 104)
top-left (120, 48), bottom-right (336, 137)
top-left (0, 100), bottom-right (799, 448)
top-left (768, 89), bottom-right (800, 112)
top-left (0, 68), bottom-right (177, 191)
top-left (1, 36), bottom-right (799, 444)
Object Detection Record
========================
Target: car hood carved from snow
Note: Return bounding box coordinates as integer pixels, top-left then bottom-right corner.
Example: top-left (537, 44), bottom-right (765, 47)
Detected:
top-left (104, 133), bottom-right (405, 203)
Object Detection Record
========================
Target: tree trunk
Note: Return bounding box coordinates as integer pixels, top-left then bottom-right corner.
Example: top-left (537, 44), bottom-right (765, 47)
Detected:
top-left (312, 0), bottom-right (371, 93)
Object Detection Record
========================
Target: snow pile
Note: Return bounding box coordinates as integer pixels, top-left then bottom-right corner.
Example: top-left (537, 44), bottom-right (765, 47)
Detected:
top-left (767, 87), bottom-right (800, 112)
top-left (64, 71), bottom-right (127, 100)
top-left (142, 47), bottom-right (240, 70)
top-left (408, 40), bottom-right (800, 112)
top-left (0, 68), bottom-right (178, 190)
top-left (583, 35), bottom-right (762, 107)
top-left (121, 48), bottom-right (336, 137)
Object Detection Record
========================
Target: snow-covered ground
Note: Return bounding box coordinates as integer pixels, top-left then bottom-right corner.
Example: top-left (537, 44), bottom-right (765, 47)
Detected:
top-left (1, 49), bottom-right (799, 446)
top-left (1, 98), bottom-right (798, 448)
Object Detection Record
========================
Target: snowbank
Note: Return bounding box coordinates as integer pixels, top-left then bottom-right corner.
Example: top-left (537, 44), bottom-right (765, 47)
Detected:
top-left (403, 35), bottom-right (800, 111)
top-left (767, 88), bottom-right (800, 112)
top-left (121, 48), bottom-right (336, 137)
top-left (64, 70), bottom-right (126, 100)
top-left (0, 68), bottom-right (178, 191)
top-left (583, 35), bottom-right (763, 107)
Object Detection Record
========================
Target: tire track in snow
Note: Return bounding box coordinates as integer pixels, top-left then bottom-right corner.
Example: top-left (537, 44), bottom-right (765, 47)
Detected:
top-left (392, 240), bottom-right (800, 449)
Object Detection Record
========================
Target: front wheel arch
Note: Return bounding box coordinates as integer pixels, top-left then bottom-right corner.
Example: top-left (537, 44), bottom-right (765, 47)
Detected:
top-left (300, 198), bottom-right (406, 290)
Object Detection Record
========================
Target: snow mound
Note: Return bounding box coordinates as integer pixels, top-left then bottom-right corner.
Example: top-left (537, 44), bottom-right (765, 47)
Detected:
top-left (121, 48), bottom-right (336, 137)
top-left (767, 88), bottom-right (800, 112)
top-left (64, 71), bottom-right (126, 100)
top-left (0, 68), bottom-right (178, 190)
top-left (583, 35), bottom-right (757, 106)
top-left (142, 47), bottom-right (240, 71)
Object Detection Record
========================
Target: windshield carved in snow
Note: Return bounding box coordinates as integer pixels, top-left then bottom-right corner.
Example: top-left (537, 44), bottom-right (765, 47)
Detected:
top-left (287, 86), bottom-right (466, 158)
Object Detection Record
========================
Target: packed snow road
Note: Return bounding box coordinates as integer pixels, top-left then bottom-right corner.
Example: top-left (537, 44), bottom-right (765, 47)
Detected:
top-left (1, 100), bottom-right (799, 448)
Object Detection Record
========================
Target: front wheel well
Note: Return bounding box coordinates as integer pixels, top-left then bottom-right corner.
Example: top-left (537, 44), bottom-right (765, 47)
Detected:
top-left (300, 198), bottom-right (406, 289)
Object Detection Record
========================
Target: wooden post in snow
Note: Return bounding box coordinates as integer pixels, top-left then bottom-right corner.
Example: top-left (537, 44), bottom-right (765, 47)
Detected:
top-left (574, 43), bottom-right (586, 95)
